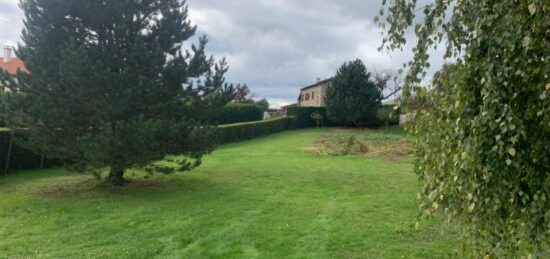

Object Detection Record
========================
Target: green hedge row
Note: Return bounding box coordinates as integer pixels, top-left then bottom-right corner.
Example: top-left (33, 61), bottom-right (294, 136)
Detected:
top-left (0, 117), bottom-right (294, 174)
top-left (0, 130), bottom-right (60, 174)
top-left (216, 103), bottom-right (263, 124)
top-left (286, 107), bottom-right (336, 128)
top-left (218, 117), bottom-right (293, 144)
top-left (287, 106), bottom-right (400, 128)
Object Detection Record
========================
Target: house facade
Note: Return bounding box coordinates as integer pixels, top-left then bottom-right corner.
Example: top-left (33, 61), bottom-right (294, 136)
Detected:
top-left (297, 78), bottom-right (332, 107)
top-left (0, 46), bottom-right (28, 92)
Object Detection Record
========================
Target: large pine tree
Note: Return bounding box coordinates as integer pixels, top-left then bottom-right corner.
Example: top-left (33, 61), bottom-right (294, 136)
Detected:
top-left (6, 0), bottom-right (230, 185)
top-left (325, 59), bottom-right (382, 127)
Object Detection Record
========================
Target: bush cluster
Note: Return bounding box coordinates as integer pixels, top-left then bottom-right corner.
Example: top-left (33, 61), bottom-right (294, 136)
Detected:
top-left (218, 117), bottom-right (293, 144)
top-left (216, 103), bottom-right (263, 124)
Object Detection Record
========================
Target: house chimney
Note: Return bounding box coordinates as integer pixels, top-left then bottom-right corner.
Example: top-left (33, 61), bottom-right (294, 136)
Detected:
top-left (3, 46), bottom-right (12, 63)
top-left (316, 77), bottom-right (321, 82)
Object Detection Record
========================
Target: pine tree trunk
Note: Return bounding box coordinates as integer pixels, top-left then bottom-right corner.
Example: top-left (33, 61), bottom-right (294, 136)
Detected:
top-left (39, 154), bottom-right (45, 169)
top-left (108, 167), bottom-right (125, 186)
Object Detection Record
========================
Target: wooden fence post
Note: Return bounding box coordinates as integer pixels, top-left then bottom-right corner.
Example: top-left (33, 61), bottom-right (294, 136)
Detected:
top-left (3, 131), bottom-right (14, 175)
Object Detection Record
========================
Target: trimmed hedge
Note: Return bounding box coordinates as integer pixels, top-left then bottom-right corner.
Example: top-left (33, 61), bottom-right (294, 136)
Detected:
top-left (287, 106), bottom-right (400, 128)
top-left (216, 103), bottom-right (263, 124)
top-left (218, 117), bottom-right (293, 144)
top-left (286, 107), bottom-right (335, 128)
top-left (1, 117), bottom-right (294, 174)
top-left (0, 130), bottom-right (60, 174)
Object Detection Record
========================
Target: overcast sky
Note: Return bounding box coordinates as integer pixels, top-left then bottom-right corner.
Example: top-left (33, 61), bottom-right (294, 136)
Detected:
top-left (0, 0), bottom-right (445, 107)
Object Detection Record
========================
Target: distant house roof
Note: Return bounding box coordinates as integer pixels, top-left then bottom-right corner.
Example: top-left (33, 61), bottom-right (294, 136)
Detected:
top-left (0, 57), bottom-right (28, 74)
top-left (300, 77), bottom-right (333, 91)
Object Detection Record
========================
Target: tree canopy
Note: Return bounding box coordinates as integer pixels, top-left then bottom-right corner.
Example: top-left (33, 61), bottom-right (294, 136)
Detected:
top-left (4, 0), bottom-right (231, 185)
top-left (233, 83), bottom-right (254, 104)
top-left (325, 59), bottom-right (382, 127)
top-left (255, 98), bottom-right (270, 112)
top-left (378, 0), bottom-right (549, 256)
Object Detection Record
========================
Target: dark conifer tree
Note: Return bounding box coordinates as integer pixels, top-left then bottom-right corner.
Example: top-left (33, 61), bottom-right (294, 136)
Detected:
top-left (6, 0), bottom-right (230, 185)
top-left (325, 59), bottom-right (382, 127)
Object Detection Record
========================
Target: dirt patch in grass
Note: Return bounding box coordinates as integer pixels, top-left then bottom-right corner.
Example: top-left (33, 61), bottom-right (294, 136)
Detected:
top-left (304, 130), bottom-right (413, 160)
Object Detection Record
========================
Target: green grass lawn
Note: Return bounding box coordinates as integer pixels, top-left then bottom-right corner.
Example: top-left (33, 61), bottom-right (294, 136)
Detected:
top-left (0, 128), bottom-right (459, 258)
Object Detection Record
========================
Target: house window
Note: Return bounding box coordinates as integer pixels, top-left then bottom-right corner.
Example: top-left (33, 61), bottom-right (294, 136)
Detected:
top-left (311, 91), bottom-right (315, 100)
top-left (306, 93), bottom-right (310, 101)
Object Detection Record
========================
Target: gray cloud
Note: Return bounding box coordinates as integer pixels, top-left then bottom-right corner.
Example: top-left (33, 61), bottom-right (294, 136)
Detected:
top-left (187, 0), bottom-right (446, 107)
top-left (0, 0), bottom-right (446, 107)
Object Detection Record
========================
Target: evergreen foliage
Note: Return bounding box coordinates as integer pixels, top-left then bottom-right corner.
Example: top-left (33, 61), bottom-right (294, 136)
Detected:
top-left (325, 60), bottom-right (383, 127)
top-left (185, 58), bottom-right (237, 123)
top-left (5, 0), bottom-right (230, 185)
top-left (378, 0), bottom-right (550, 256)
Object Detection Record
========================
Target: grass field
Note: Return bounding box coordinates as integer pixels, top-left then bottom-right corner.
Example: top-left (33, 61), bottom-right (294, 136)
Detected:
top-left (0, 128), bottom-right (459, 258)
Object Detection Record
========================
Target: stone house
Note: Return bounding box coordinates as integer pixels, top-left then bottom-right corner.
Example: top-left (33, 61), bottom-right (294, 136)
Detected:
top-left (297, 78), bottom-right (333, 107)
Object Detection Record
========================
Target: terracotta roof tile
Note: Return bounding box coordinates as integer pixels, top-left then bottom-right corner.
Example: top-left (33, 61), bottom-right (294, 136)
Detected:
top-left (0, 58), bottom-right (28, 74)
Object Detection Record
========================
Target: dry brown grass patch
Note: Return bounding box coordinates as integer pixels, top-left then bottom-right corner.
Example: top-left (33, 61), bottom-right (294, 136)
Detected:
top-left (304, 130), bottom-right (413, 160)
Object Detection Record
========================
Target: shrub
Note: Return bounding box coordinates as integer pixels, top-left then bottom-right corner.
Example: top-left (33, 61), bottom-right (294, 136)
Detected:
top-left (217, 103), bottom-right (263, 124)
top-left (218, 117), bottom-right (293, 144)
top-left (286, 107), bottom-right (335, 128)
